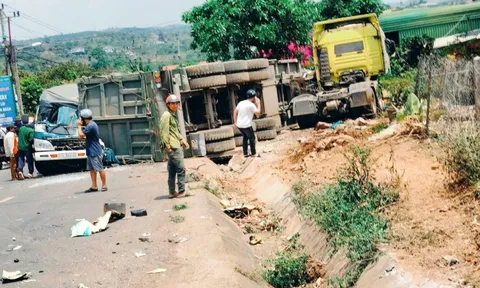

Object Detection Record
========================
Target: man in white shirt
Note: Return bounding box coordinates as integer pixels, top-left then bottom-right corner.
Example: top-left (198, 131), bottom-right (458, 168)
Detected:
top-left (3, 125), bottom-right (17, 181)
top-left (234, 89), bottom-right (261, 157)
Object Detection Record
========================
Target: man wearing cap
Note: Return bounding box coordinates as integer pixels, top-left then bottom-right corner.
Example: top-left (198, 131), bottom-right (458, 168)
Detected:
top-left (234, 89), bottom-right (261, 157)
top-left (160, 94), bottom-right (191, 199)
top-left (77, 109), bottom-right (107, 192)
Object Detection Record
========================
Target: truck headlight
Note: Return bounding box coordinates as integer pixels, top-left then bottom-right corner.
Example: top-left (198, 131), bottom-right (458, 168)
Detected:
top-left (34, 139), bottom-right (55, 151)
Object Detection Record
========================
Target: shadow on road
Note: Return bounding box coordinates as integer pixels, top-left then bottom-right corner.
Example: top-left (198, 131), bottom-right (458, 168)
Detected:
top-left (154, 195), bottom-right (170, 201)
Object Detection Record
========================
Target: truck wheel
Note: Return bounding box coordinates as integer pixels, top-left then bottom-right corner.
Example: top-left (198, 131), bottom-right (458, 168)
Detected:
top-left (246, 59), bottom-right (269, 70)
top-left (256, 129), bottom-right (277, 141)
top-left (226, 72), bottom-right (250, 85)
top-left (189, 75), bottom-right (227, 90)
top-left (206, 138), bottom-right (236, 154)
top-left (185, 62), bottom-right (225, 77)
top-left (253, 118), bottom-right (276, 130)
top-left (203, 126), bottom-right (234, 142)
top-left (248, 69), bottom-right (270, 82)
top-left (224, 60), bottom-right (248, 73)
top-left (297, 115), bottom-right (317, 129)
top-left (227, 123), bottom-right (257, 136)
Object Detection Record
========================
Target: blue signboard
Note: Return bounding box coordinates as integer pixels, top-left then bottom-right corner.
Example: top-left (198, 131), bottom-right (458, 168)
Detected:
top-left (0, 76), bottom-right (17, 125)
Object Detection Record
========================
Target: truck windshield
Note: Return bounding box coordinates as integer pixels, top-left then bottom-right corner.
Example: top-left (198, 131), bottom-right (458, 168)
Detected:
top-left (36, 103), bottom-right (78, 136)
top-left (334, 41), bottom-right (364, 55)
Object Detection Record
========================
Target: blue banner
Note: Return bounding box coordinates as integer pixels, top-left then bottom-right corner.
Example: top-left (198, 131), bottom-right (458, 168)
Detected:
top-left (0, 76), bottom-right (17, 125)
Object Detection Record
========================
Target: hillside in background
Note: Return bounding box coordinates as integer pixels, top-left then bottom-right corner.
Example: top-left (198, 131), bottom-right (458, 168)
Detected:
top-left (15, 24), bottom-right (204, 74)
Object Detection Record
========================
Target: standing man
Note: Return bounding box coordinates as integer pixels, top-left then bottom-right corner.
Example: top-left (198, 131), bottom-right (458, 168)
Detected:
top-left (17, 120), bottom-right (34, 180)
top-left (4, 125), bottom-right (18, 180)
top-left (77, 109), bottom-right (107, 192)
top-left (234, 89), bottom-right (261, 157)
top-left (160, 95), bottom-right (191, 199)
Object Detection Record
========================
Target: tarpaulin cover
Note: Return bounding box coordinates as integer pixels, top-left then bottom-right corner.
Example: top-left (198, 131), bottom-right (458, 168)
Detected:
top-left (39, 84), bottom-right (79, 105)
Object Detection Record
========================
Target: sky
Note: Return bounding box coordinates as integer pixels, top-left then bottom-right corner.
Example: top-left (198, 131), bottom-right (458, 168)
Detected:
top-left (4, 0), bottom-right (206, 40)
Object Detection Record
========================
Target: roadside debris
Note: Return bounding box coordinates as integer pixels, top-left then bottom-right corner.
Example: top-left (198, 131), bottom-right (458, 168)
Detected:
top-left (314, 121), bottom-right (331, 130)
top-left (173, 203), bottom-right (188, 211)
top-left (168, 237), bottom-right (188, 244)
top-left (70, 211), bottom-right (112, 237)
top-left (13, 245), bottom-right (22, 251)
top-left (78, 284), bottom-right (89, 288)
top-left (219, 199), bottom-right (231, 209)
top-left (224, 204), bottom-right (257, 219)
top-left (443, 255), bottom-right (460, 266)
top-left (185, 172), bottom-right (202, 183)
top-left (139, 232), bottom-right (152, 243)
top-left (2, 270), bottom-right (31, 283)
top-left (135, 252), bottom-right (146, 258)
top-left (104, 203), bottom-right (126, 222)
top-left (249, 235), bottom-right (262, 245)
top-left (131, 209), bottom-right (148, 217)
top-left (146, 268), bottom-right (167, 274)
top-left (13, 259), bottom-right (19, 263)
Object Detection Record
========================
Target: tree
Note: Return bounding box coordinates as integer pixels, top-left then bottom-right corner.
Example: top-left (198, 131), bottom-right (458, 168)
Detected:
top-left (182, 0), bottom-right (323, 61)
top-left (89, 47), bottom-right (111, 70)
top-left (319, 0), bottom-right (387, 19)
top-left (20, 76), bottom-right (44, 114)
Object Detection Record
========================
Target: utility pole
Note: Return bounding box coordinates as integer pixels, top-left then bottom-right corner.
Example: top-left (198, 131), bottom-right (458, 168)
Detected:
top-left (5, 9), bottom-right (23, 115)
top-left (0, 4), bottom-right (10, 76)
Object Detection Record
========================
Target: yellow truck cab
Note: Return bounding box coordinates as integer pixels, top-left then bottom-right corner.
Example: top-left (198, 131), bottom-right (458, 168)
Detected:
top-left (291, 14), bottom-right (390, 128)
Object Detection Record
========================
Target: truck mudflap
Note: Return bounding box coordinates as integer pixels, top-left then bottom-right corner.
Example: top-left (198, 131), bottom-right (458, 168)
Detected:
top-left (348, 82), bottom-right (375, 108)
top-left (289, 94), bottom-right (318, 117)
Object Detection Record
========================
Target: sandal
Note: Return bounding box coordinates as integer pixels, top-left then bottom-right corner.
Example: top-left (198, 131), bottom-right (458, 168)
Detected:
top-left (168, 192), bottom-right (179, 199)
top-left (101, 187), bottom-right (108, 192)
top-left (85, 187), bottom-right (99, 193)
top-left (178, 191), bottom-right (195, 198)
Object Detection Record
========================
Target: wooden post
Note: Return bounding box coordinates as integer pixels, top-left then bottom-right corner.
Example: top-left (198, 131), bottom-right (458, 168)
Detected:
top-left (229, 87), bottom-right (237, 123)
top-left (474, 57), bottom-right (480, 120)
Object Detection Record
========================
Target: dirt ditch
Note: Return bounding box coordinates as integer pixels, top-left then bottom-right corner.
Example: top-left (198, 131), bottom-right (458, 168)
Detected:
top-left (191, 118), bottom-right (479, 287)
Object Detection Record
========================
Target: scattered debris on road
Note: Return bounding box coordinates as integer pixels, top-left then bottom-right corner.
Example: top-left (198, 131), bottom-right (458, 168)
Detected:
top-left (168, 237), bottom-right (188, 244)
top-left (70, 211), bottom-right (112, 237)
top-left (135, 252), bottom-right (146, 258)
top-left (131, 209), bottom-right (147, 217)
top-left (224, 204), bottom-right (256, 219)
top-left (146, 268), bottom-right (167, 274)
top-left (173, 203), bottom-right (188, 211)
top-left (443, 255), bottom-right (460, 266)
top-left (78, 284), bottom-right (89, 288)
top-left (13, 245), bottom-right (22, 251)
top-left (104, 203), bottom-right (126, 222)
top-left (13, 259), bottom-right (19, 263)
top-left (138, 232), bottom-right (152, 243)
top-left (1, 270), bottom-right (31, 283)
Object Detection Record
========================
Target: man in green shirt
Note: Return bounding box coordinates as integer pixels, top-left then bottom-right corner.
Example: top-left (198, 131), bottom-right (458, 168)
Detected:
top-left (160, 94), bottom-right (190, 198)
top-left (17, 121), bottom-right (35, 180)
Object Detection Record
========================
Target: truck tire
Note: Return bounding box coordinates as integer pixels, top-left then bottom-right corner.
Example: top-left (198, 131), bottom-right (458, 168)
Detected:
top-left (246, 59), bottom-right (269, 70)
top-left (185, 62), bottom-right (225, 77)
top-left (256, 129), bottom-right (277, 141)
top-left (203, 126), bottom-right (234, 142)
top-left (227, 123), bottom-right (257, 136)
top-left (297, 115), bottom-right (317, 129)
top-left (234, 134), bottom-right (258, 147)
top-left (206, 138), bottom-right (236, 154)
top-left (224, 60), bottom-right (248, 73)
top-left (319, 49), bottom-right (332, 83)
top-left (226, 72), bottom-right (250, 85)
top-left (253, 118), bottom-right (276, 130)
top-left (189, 75), bottom-right (227, 90)
top-left (248, 69), bottom-right (270, 82)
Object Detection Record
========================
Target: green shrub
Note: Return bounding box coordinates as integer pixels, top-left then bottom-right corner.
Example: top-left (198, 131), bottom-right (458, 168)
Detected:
top-left (263, 251), bottom-right (309, 288)
top-left (293, 146), bottom-right (399, 286)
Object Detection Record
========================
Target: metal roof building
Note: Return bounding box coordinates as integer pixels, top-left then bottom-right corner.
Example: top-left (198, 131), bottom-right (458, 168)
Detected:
top-left (379, 3), bottom-right (480, 44)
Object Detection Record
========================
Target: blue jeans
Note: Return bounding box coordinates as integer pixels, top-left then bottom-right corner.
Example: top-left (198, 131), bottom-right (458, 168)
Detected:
top-left (167, 148), bottom-right (185, 194)
top-left (17, 150), bottom-right (34, 174)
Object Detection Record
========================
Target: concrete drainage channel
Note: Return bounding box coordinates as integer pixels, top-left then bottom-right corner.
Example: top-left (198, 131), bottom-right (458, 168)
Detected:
top-left (205, 156), bottom-right (458, 288)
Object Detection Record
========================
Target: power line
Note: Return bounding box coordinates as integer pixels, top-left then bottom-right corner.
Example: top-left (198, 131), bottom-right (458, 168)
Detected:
top-left (10, 19), bottom-right (43, 39)
top-left (17, 49), bottom-right (63, 65)
top-left (3, 3), bottom-right (68, 34)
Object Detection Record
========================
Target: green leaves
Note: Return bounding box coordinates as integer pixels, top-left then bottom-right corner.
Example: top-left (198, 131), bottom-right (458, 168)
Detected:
top-left (182, 0), bottom-right (323, 61)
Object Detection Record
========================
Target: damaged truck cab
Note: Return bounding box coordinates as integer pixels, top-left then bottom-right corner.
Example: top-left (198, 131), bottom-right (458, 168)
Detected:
top-left (33, 84), bottom-right (87, 175)
top-left (290, 14), bottom-right (390, 128)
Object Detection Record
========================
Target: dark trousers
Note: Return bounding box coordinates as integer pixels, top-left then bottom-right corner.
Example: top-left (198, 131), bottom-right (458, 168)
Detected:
top-left (167, 148), bottom-right (185, 194)
top-left (238, 126), bottom-right (256, 156)
top-left (17, 150), bottom-right (34, 175)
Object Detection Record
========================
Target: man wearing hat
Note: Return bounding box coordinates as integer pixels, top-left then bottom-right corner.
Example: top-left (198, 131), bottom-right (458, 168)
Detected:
top-left (77, 109), bottom-right (107, 192)
top-left (159, 94), bottom-right (191, 199)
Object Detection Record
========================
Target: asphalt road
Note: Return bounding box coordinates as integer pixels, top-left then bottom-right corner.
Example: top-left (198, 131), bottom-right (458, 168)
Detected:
top-left (0, 161), bottom-right (258, 288)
